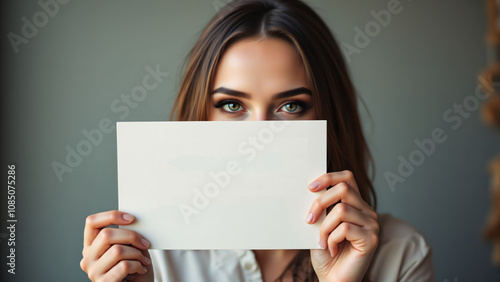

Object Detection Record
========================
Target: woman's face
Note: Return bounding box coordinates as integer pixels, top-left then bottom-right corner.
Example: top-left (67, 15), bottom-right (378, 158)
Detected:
top-left (209, 37), bottom-right (317, 121)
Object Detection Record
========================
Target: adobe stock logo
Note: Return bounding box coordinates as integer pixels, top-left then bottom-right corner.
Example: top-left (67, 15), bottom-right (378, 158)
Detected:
top-left (7, 0), bottom-right (71, 54)
top-left (341, 0), bottom-right (407, 64)
top-left (384, 78), bottom-right (494, 192)
top-left (51, 64), bottom-right (170, 183)
top-left (178, 120), bottom-right (291, 224)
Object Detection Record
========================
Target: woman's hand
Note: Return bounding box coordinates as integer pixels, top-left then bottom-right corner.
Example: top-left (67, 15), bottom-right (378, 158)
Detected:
top-left (80, 210), bottom-right (154, 282)
top-left (306, 170), bottom-right (379, 282)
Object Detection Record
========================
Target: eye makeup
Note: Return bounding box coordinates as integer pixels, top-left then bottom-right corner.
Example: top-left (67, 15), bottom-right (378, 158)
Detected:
top-left (213, 99), bottom-right (245, 115)
top-left (278, 100), bottom-right (312, 113)
top-left (212, 98), bottom-right (312, 116)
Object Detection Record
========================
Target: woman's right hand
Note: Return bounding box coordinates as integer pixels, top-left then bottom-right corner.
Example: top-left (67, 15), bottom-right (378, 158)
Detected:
top-left (80, 210), bottom-right (154, 282)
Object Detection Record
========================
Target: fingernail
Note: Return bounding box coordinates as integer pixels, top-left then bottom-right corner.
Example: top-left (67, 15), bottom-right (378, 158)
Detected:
top-left (142, 266), bottom-right (147, 272)
top-left (330, 249), bottom-right (334, 257)
top-left (141, 238), bottom-right (150, 248)
top-left (319, 240), bottom-right (325, 249)
top-left (144, 257), bottom-right (151, 265)
top-left (122, 213), bottom-right (133, 222)
top-left (308, 181), bottom-right (320, 190)
top-left (305, 212), bottom-right (313, 223)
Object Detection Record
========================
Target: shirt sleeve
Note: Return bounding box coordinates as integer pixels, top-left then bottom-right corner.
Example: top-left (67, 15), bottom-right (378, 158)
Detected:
top-left (366, 213), bottom-right (436, 282)
top-left (398, 232), bottom-right (435, 281)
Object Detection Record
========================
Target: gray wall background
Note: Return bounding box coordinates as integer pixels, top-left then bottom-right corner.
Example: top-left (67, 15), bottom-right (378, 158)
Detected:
top-left (1, 0), bottom-right (499, 281)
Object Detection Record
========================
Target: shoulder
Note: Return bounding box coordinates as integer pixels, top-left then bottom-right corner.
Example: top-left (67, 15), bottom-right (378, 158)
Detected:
top-left (366, 213), bottom-right (435, 282)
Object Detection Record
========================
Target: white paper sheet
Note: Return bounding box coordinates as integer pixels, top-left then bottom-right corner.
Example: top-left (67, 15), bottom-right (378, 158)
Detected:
top-left (117, 120), bottom-right (326, 250)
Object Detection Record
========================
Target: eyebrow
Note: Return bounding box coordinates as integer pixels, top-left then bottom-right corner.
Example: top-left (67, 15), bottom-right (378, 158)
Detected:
top-left (211, 86), bottom-right (312, 99)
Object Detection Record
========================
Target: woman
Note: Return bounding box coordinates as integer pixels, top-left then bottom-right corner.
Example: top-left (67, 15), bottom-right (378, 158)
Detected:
top-left (80, 0), bottom-right (435, 281)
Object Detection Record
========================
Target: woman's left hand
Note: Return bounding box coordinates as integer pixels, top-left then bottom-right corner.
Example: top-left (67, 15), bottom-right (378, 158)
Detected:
top-left (306, 170), bottom-right (379, 282)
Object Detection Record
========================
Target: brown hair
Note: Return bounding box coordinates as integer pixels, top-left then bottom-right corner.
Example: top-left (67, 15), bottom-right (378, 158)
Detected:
top-left (169, 0), bottom-right (377, 281)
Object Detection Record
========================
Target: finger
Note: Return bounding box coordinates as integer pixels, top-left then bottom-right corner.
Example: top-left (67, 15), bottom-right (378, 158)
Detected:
top-left (88, 228), bottom-right (150, 261)
top-left (305, 182), bottom-right (377, 224)
top-left (308, 170), bottom-right (360, 196)
top-left (318, 203), bottom-right (379, 250)
top-left (84, 210), bottom-right (135, 255)
top-left (100, 260), bottom-right (148, 282)
top-left (91, 244), bottom-right (151, 277)
top-left (327, 222), bottom-right (379, 258)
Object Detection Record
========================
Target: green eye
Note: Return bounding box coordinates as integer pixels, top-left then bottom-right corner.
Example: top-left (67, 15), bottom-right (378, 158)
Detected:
top-left (224, 102), bottom-right (242, 112)
top-left (281, 103), bottom-right (302, 113)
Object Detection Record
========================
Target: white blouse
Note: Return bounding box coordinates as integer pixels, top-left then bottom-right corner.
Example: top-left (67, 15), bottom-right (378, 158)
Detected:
top-left (149, 213), bottom-right (435, 281)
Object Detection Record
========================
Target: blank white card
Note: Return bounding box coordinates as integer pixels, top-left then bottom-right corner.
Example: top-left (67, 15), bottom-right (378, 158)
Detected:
top-left (117, 120), bottom-right (326, 249)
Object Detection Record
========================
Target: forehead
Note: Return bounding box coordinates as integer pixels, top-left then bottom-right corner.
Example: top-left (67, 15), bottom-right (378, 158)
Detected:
top-left (212, 37), bottom-right (307, 90)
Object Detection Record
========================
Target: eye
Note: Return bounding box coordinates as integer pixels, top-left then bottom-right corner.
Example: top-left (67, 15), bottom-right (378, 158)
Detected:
top-left (224, 102), bottom-right (242, 112)
top-left (278, 101), bottom-right (307, 113)
top-left (213, 99), bottom-right (245, 114)
top-left (282, 103), bottom-right (299, 112)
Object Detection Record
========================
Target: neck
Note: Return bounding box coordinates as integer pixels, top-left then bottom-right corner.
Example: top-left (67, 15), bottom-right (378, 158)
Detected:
top-left (252, 249), bottom-right (299, 262)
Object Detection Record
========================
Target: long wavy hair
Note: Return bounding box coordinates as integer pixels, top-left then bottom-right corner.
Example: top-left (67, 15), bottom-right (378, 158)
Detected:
top-left (169, 0), bottom-right (377, 281)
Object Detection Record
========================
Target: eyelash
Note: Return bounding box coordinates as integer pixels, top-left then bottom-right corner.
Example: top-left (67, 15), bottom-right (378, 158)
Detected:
top-left (212, 99), bottom-right (311, 115)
